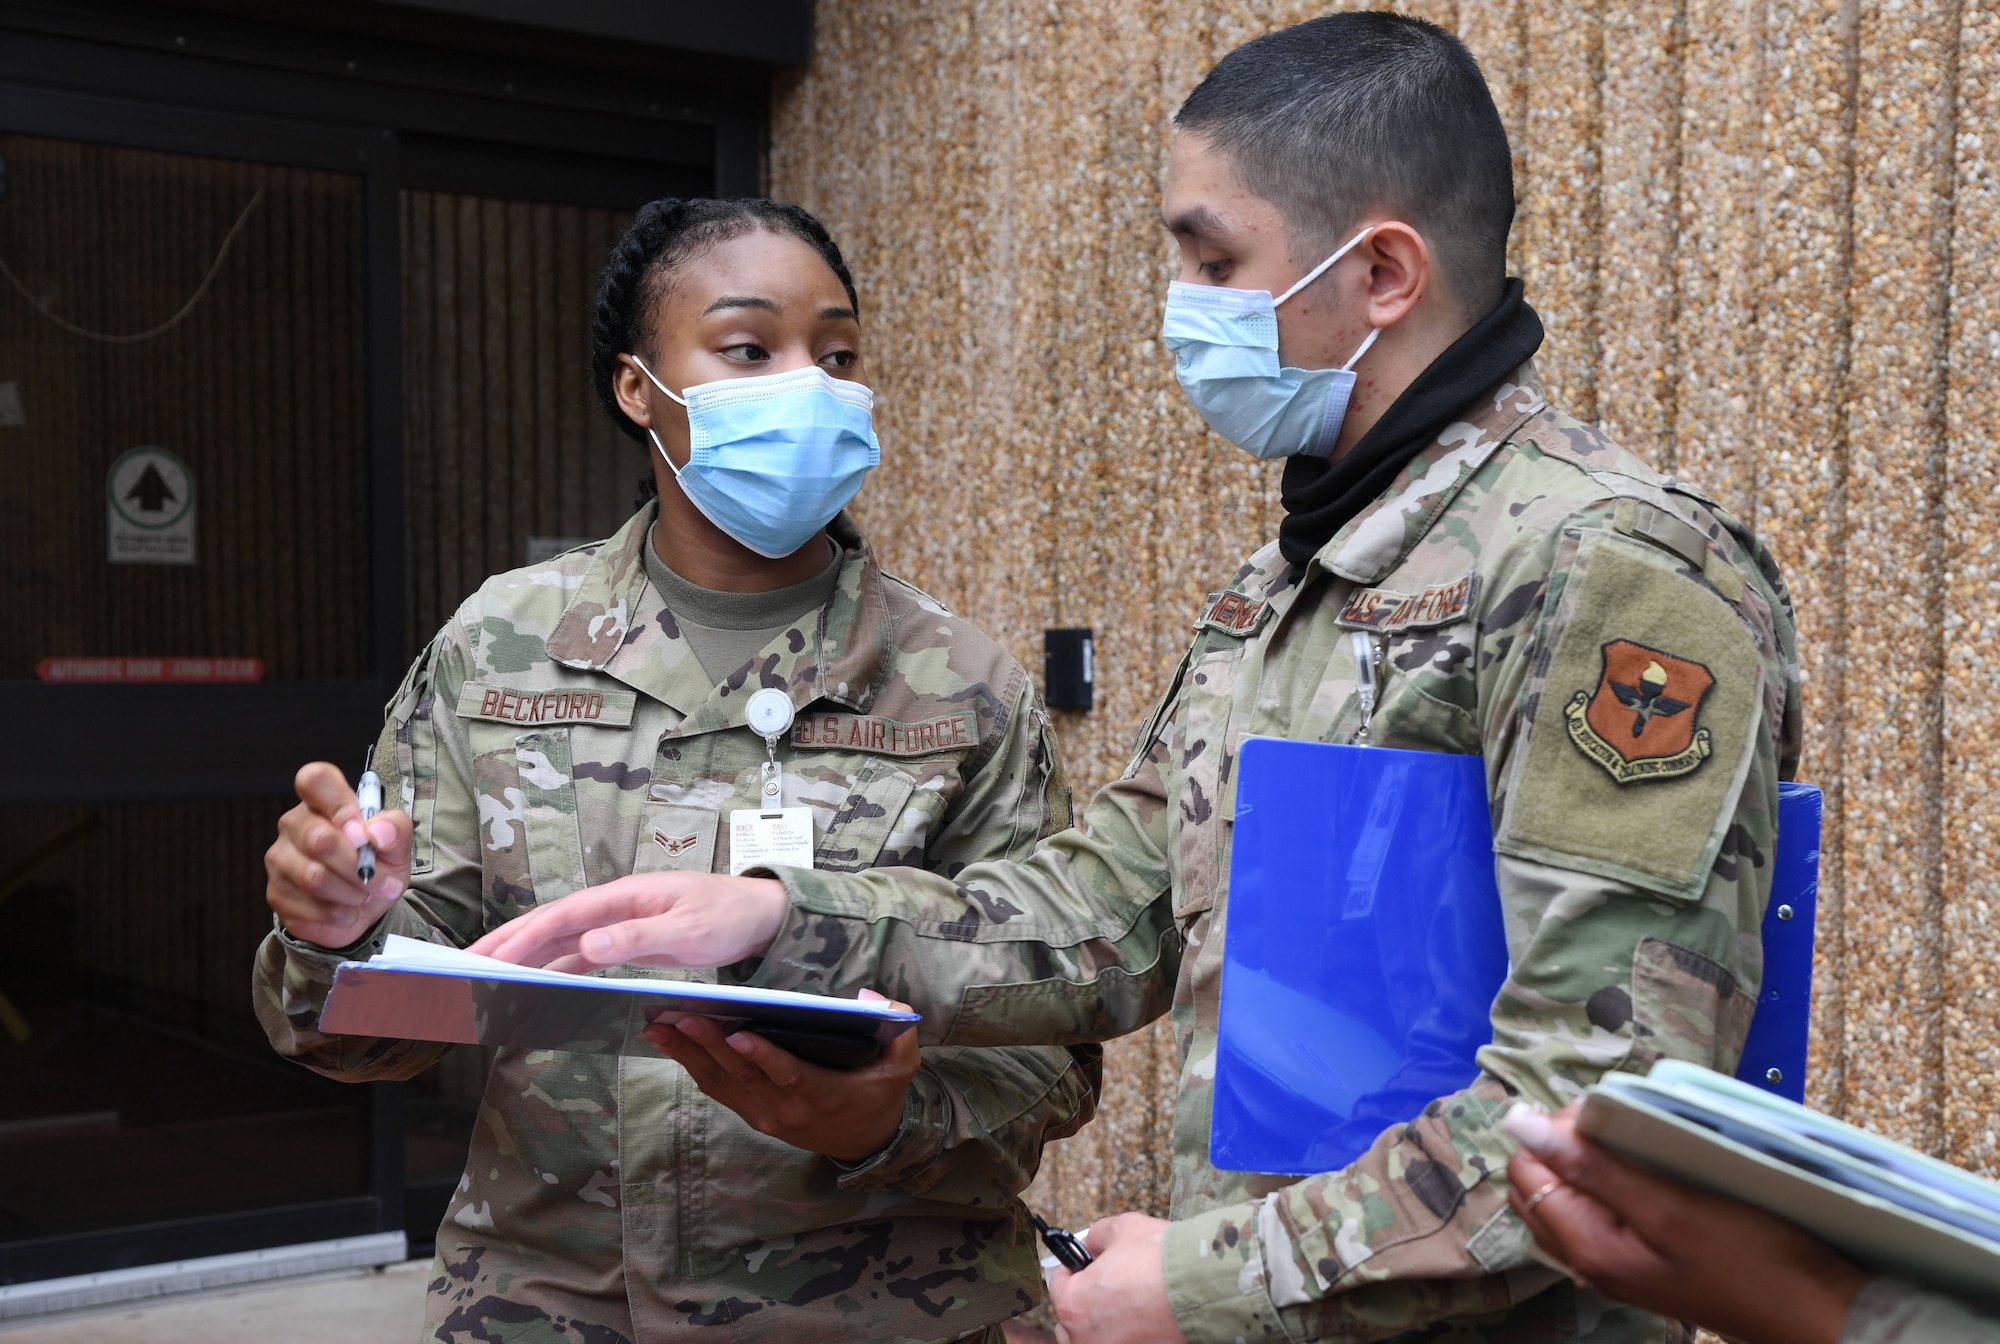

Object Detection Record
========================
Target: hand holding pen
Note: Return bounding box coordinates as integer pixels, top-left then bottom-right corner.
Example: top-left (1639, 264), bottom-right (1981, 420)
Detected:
top-left (356, 745), bottom-right (383, 884)
top-left (263, 756), bottom-right (414, 950)
top-left (1039, 1211), bottom-right (1183, 1344)
top-left (1032, 1212), bottom-right (1093, 1272)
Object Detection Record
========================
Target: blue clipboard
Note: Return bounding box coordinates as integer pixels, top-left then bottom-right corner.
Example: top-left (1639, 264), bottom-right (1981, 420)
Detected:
top-left (1211, 737), bottom-right (1821, 1175)
top-left (1736, 782), bottom-right (1820, 1104)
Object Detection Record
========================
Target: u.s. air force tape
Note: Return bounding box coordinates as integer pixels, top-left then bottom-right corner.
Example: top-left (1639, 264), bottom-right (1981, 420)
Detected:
top-left (791, 710), bottom-right (978, 757)
top-left (456, 682), bottom-right (637, 728)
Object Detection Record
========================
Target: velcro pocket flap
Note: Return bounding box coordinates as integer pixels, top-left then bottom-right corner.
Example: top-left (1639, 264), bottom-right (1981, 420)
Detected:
top-left (515, 728), bottom-right (587, 905)
top-left (812, 757), bottom-right (918, 874)
top-left (1631, 935), bottom-right (1755, 1068)
top-left (633, 803), bottom-right (720, 875)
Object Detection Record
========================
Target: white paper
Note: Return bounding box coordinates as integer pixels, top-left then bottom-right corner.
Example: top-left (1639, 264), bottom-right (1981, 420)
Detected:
top-left (355, 934), bottom-right (908, 1021)
top-left (1581, 1063), bottom-right (2000, 1305)
top-left (729, 806), bottom-right (816, 876)
top-left (1618, 1061), bottom-right (2000, 1224)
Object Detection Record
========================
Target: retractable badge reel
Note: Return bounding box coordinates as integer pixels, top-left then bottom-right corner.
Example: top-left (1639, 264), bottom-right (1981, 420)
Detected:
top-left (729, 688), bottom-right (817, 876)
top-left (1351, 631), bottom-right (1381, 746)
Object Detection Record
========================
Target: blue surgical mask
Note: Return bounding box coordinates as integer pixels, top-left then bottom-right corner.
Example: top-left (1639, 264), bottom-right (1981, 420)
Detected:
top-left (1161, 225), bottom-right (1381, 460)
top-left (632, 358), bottom-right (881, 559)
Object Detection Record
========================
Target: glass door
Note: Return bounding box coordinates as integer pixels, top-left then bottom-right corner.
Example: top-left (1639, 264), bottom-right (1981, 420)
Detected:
top-left (0, 114), bottom-right (398, 1285)
top-left (0, 94), bottom-right (693, 1287)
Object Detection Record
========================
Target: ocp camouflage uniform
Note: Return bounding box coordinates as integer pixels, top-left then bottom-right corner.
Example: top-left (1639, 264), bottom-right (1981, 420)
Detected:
top-left (253, 507), bottom-right (1100, 1344)
top-left (1842, 1280), bottom-right (2000, 1344)
top-left (736, 364), bottom-right (1803, 1343)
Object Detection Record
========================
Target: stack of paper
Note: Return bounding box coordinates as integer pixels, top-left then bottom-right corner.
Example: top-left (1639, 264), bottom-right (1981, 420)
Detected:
top-left (1580, 1061), bottom-right (2000, 1303)
top-left (318, 934), bottom-right (917, 1069)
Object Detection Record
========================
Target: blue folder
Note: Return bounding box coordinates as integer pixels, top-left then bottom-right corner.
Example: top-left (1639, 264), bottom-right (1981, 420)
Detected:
top-left (1211, 737), bottom-right (1821, 1175)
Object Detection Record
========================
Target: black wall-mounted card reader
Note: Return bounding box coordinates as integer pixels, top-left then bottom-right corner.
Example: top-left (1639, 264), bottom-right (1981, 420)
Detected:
top-left (1044, 628), bottom-right (1094, 711)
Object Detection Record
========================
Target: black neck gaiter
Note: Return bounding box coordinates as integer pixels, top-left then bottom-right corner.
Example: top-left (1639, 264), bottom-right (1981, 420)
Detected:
top-left (1276, 278), bottom-right (1545, 568)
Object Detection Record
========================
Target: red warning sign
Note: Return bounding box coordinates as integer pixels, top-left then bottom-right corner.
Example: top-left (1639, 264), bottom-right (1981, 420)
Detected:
top-left (37, 657), bottom-right (265, 683)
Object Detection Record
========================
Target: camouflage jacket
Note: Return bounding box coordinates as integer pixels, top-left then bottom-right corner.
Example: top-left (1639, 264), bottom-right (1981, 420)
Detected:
top-left (737, 365), bottom-right (1802, 1343)
top-left (253, 506), bottom-right (1099, 1344)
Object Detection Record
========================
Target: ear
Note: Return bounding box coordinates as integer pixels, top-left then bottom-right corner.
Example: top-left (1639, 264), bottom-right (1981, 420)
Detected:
top-left (1358, 222), bottom-right (1431, 328)
top-left (613, 354), bottom-right (655, 430)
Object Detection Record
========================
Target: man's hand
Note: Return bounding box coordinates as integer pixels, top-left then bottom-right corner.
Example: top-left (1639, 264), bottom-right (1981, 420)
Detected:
top-left (1504, 1104), bottom-right (1869, 1344)
top-left (642, 988), bottom-right (919, 1161)
top-left (1046, 1212), bottom-right (1186, 1344)
top-left (469, 872), bottom-right (790, 972)
top-left (265, 762), bottom-right (412, 948)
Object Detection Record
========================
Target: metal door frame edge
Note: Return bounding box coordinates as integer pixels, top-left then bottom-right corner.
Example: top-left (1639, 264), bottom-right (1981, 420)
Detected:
top-left (0, 1231), bottom-right (408, 1321)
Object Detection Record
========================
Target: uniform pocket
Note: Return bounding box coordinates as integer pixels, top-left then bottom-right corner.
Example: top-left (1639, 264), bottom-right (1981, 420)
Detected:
top-left (389, 650), bottom-right (441, 876)
top-left (632, 803), bottom-right (720, 875)
top-left (394, 707), bottom-right (439, 877)
top-left (1169, 648), bottom-right (1240, 921)
top-left (1494, 529), bottom-right (1766, 900)
top-left (815, 756), bottom-right (918, 874)
top-left (1374, 675), bottom-right (1481, 754)
top-left (514, 727), bottom-right (587, 905)
top-left (1630, 935), bottom-right (1755, 1071)
top-left (874, 769), bottom-right (951, 868)
top-left (922, 1042), bottom-right (1080, 1135)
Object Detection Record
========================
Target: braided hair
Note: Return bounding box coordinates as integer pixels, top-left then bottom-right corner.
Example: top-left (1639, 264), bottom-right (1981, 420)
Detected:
top-left (590, 197), bottom-right (859, 449)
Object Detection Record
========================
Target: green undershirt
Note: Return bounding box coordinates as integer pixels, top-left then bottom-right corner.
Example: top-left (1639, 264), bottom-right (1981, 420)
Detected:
top-left (642, 526), bottom-right (840, 683)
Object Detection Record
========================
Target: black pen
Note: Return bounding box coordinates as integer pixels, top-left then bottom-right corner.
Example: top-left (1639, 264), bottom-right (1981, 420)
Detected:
top-left (356, 744), bottom-right (382, 884)
top-left (1031, 1212), bottom-right (1093, 1272)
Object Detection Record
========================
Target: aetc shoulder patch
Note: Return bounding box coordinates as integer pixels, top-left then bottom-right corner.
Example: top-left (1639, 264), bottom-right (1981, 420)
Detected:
top-left (1495, 529), bottom-right (1764, 900)
top-left (1564, 639), bottom-right (1716, 783)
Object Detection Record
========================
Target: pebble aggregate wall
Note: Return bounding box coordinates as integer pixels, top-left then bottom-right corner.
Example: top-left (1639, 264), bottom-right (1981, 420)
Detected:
top-left (769, 0), bottom-right (2000, 1233)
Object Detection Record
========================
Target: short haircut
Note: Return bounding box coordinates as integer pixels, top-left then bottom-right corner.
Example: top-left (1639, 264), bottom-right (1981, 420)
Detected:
top-left (1175, 12), bottom-right (1514, 315)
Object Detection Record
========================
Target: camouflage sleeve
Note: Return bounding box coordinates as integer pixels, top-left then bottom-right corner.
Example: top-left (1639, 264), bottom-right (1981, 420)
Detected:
top-left (747, 672), bottom-right (1184, 1045)
top-left (918, 676), bottom-right (1074, 876)
top-left (1160, 508), bottom-right (1793, 1341)
top-left (837, 677), bottom-right (1104, 1199)
top-left (834, 1040), bottom-right (1103, 1200)
top-left (1842, 1280), bottom-right (2000, 1344)
top-left (250, 620), bottom-right (488, 1082)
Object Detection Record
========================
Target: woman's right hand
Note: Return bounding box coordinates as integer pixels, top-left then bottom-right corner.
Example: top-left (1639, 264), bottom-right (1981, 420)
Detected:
top-left (1504, 1104), bottom-right (1869, 1344)
top-left (265, 761), bottom-right (413, 948)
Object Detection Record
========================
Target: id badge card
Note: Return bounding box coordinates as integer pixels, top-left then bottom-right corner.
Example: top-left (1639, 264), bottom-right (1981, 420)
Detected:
top-left (728, 807), bottom-right (816, 876)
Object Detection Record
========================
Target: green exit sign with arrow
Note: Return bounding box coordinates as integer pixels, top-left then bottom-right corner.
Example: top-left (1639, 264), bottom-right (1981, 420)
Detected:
top-left (107, 446), bottom-right (196, 565)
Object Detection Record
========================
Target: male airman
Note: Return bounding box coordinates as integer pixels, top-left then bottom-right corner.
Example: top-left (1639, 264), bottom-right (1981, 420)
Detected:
top-left (478, 14), bottom-right (1801, 1343)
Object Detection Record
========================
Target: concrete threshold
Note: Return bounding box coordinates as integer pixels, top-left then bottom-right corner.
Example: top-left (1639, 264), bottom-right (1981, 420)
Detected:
top-left (0, 1232), bottom-right (408, 1325)
top-left (0, 1255), bottom-right (430, 1342)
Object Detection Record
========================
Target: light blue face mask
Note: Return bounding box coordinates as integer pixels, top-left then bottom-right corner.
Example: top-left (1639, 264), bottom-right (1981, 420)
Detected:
top-left (632, 357), bottom-right (881, 559)
top-left (1160, 225), bottom-right (1381, 460)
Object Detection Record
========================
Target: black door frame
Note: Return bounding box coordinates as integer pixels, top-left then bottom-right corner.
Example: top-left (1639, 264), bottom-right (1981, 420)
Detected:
top-left (0, 0), bottom-right (771, 1280)
top-left (0, 85), bottom-right (407, 1284)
